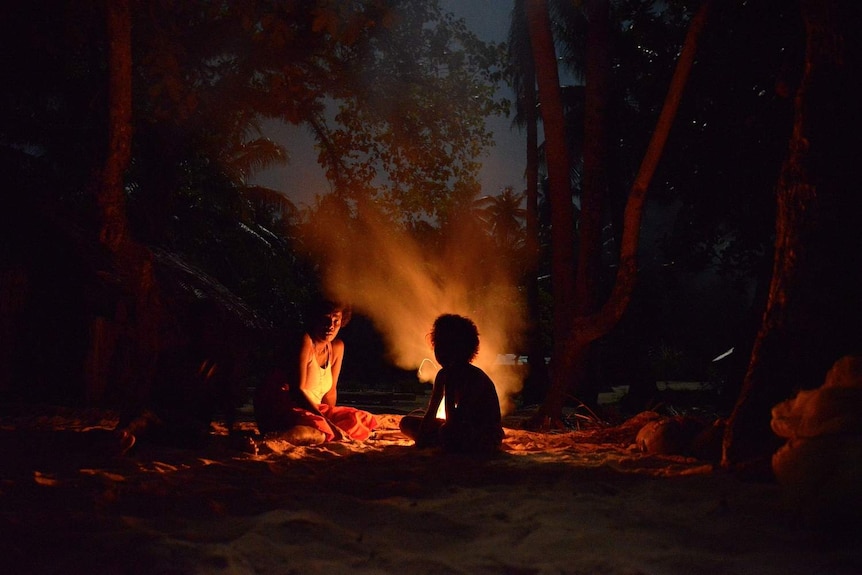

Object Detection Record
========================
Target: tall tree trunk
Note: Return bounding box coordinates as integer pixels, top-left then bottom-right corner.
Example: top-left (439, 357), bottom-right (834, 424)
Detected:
top-left (521, 48), bottom-right (550, 405)
top-left (87, 0), bottom-right (162, 410)
top-left (525, 0), bottom-right (577, 425)
top-left (98, 0), bottom-right (133, 253)
top-left (722, 0), bottom-right (862, 469)
top-left (569, 0), bottom-right (611, 408)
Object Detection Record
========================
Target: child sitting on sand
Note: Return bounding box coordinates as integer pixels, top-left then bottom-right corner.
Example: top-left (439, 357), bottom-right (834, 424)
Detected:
top-left (400, 314), bottom-right (503, 456)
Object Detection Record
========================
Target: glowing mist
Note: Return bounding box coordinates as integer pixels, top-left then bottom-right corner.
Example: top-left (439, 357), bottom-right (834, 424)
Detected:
top-left (304, 201), bottom-right (528, 415)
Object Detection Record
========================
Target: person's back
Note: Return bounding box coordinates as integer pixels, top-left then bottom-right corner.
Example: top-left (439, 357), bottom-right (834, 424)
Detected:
top-left (439, 362), bottom-right (503, 455)
top-left (442, 364), bottom-right (501, 428)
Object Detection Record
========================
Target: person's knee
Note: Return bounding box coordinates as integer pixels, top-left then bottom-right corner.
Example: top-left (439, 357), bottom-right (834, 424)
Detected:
top-left (399, 415), bottom-right (422, 439)
top-left (274, 425), bottom-right (327, 446)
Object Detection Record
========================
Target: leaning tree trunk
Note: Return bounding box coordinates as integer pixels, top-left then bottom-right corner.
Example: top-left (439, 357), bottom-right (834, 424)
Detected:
top-left (722, 0), bottom-right (862, 469)
top-left (566, 0), bottom-right (714, 356)
top-left (528, 0), bottom-right (714, 428)
top-left (87, 0), bottom-right (162, 410)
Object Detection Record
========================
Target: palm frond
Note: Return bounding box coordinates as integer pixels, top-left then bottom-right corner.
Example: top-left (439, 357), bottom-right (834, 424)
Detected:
top-left (226, 138), bottom-right (288, 180)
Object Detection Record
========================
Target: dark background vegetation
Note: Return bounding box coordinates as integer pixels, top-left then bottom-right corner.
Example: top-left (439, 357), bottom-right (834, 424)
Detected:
top-left (1, 0), bottom-right (858, 469)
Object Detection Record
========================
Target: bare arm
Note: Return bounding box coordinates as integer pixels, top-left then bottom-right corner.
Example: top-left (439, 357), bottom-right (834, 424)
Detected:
top-left (293, 335), bottom-right (325, 416)
top-left (422, 370), bottom-right (446, 426)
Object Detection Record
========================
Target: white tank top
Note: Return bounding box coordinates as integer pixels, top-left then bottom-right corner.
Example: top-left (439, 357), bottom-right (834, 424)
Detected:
top-left (306, 342), bottom-right (333, 405)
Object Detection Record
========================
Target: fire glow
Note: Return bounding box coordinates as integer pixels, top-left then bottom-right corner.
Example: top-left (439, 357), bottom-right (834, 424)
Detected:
top-left (417, 358), bottom-right (446, 418)
top-left (304, 202), bottom-right (528, 416)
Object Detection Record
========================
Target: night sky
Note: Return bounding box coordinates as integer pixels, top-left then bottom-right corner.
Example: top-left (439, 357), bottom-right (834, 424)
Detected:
top-left (252, 1), bottom-right (529, 207)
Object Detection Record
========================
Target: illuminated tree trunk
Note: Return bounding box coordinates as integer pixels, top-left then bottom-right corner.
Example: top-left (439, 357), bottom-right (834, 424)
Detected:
top-left (722, 0), bottom-right (862, 468)
top-left (87, 0), bottom-right (162, 408)
top-left (525, 0), bottom-right (577, 424)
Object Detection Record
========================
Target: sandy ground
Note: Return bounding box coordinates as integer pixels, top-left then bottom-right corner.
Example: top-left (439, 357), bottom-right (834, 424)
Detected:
top-left (0, 404), bottom-right (859, 575)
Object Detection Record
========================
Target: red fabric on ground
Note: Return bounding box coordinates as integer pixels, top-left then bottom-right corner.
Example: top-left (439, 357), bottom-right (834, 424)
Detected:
top-left (320, 404), bottom-right (378, 441)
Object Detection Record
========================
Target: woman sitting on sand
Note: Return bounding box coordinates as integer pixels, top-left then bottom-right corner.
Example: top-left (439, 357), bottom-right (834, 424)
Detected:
top-left (254, 299), bottom-right (378, 444)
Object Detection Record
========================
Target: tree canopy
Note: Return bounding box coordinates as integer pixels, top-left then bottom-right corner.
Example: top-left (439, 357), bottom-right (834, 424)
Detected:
top-left (0, 0), bottom-right (509, 403)
top-left (2, 0), bottom-right (507, 308)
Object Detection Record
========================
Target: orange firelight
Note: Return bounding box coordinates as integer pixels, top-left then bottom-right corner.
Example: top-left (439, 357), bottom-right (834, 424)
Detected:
top-left (417, 358), bottom-right (446, 419)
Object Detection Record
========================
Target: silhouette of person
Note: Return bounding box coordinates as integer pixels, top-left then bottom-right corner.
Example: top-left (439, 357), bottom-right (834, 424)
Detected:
top-left (400, 314), bottom-right (503, 455)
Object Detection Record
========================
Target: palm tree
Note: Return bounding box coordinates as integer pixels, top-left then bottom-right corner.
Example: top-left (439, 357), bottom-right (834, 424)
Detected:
top-left (569, 0), bottom-right (612, 407)
top-left (472, 187), bottom-right (527, 255)
top-left (523, 0), bottom-right (578, 424)
top-left (508, 0), bottom-right (552, 402)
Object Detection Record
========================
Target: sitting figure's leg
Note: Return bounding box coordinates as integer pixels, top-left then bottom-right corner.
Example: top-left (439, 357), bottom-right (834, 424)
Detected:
top-left (277, 425), bottom-right (327, 446)
top-left (399, 414), bottom-right (424, 440)
top-left (401, 413), bottom-right (444, 448)
top-left (441, 423), bottom-right (502, 457)
top-left (321, 405), bottom-right (378, 441)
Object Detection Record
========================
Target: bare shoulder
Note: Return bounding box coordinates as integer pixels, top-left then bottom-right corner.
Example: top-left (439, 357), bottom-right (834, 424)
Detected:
top-left (332, 338), bottom-right (345, 358)
top-left (442, 363), bottom-right (490, 387)
top-left (296, 333), bottom-right (315, 362)
top-left (467, 363), bottom-right (492, 381)
top-left (299, 333), bottom-right (315, 352)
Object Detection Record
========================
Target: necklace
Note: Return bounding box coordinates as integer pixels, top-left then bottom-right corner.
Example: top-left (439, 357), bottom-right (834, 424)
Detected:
top-left (313, 340), bottom-right (330, 366)
top-left (313, 341), bottom-right (331, 389)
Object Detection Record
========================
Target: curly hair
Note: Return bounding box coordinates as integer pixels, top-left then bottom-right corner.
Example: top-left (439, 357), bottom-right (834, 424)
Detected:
top-left (305, 298), bottom-right (352, 329)
top-left (431, 314), bottom-right (480, 365)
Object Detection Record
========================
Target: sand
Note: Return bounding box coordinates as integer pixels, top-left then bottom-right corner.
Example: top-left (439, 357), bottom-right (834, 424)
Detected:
top-left (0, 405), bottom-right (859, 575)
